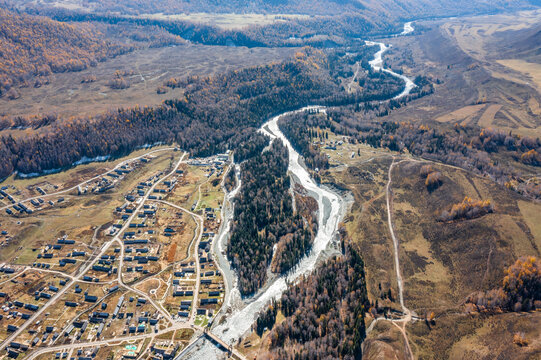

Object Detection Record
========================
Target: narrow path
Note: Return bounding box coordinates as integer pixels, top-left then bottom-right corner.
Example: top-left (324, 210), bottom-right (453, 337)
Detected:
top-left (347, 62), bottom-right (361, 93)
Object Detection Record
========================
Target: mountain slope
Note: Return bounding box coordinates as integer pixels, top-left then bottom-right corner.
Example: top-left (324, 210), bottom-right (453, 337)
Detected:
top-left (0, 8), bottom-right (128, 97)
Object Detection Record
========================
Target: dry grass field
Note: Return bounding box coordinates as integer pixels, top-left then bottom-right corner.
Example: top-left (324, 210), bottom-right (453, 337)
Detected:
top-left (496, 59), bottom-right (541, 92)
top-left (391, 161), bottom-right (541, 310)
top-left (316, 115), bottom-right (541, 359)
top-left (331, 152), bottom-right (541, 359)
top-left (136, 12), bottom-right (311, 30)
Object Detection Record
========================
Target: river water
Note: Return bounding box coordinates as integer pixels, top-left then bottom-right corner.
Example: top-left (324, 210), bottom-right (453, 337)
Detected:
top-left (401, 21), bottom-right (414, 35)
top-left (365, 38), bottom-right (416, 99)
top-left (181, 21), bottom-right (416, 359)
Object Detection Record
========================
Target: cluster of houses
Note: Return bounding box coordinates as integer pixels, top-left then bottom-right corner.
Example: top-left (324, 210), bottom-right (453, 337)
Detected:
top-left (4, 197), bottom-right (63, 217)
top-left (2, 184), bottom-right (66, 217)
top-left (77, 157), bottom-right (151, 196)
top-left (63, 292), bottom-right (163, 344)
top-left (121, 210), bottom-right (162, 276)
top-left (150, 342), bottom-right (181, 360)
top-left (189, 153), bottom-right (229, 179)
top-left (0, 278), bottom-right (70, 357)
top-left (0, 229), bottom-right (11, 248)
top-left (153, 177), bottom-right (179, 194)
top-left (29, 237), bottom-right (91, 270)
top-left (172, 261), bottom-right (196, 319)
top-left (108, 167), bottom-right (180, 236)
top-left (0, 187), bottom-right (16, 207)
top-left (169, 230), bottom-right (224, 320)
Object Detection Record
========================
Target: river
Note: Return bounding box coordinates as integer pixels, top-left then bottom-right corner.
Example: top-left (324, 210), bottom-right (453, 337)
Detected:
top-left (181, 21), bottom-right (416, 359)
top-left (365, 38), bottom-right (416, 99)
top-left (401, 21), bottom-right (414, 35)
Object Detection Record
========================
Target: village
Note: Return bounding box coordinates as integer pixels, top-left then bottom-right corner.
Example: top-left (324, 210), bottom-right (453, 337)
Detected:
top-left (0, 148), bottom-right (233, 359)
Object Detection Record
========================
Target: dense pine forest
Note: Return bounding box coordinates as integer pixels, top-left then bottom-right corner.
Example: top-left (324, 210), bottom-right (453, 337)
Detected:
top-left (279, 111), bottom-right (330, 171)
top-left (256, 244), bottom-right (369, 359)
top-left (227, 139), bottom-right (316, 295)
top-left (233, 132), bottom-right (270, 163)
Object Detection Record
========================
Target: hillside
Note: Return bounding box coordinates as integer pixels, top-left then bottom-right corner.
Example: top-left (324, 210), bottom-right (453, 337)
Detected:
top-left (0, 8), bottom-right (129, 98)
top-left (500, 23), bottom-right (541, 62)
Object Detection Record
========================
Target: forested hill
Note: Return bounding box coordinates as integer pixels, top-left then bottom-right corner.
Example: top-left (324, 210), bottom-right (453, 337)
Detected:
top-left (0, 8), bottom-right (129, 98)
top-left (0, 43), bottom-right (431, 180)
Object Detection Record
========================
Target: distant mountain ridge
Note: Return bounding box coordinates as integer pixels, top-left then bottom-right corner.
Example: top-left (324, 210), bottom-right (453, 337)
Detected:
top-left (8, 0), bottom-right (541, 17)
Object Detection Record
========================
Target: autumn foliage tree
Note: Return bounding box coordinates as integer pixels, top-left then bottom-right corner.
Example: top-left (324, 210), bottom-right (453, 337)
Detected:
top-left (0, 8), bottom-right (129, 97)
top-left (465, 256), bottom-right (541, 313)
top-left (108, 71), bottom-right (130, 89)
top-left (420, 164), bottom-right (442, 191)
top-left (263, 245), bottom-right (369, 360)
top-left (439, 197), bottom-right (494, 222)
top-left (503, 256), bottom-right (541, 312)
top-left (521, 149), bottom-right (541, 166)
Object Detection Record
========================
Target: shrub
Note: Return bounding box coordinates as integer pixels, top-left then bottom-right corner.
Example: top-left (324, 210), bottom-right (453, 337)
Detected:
top-left (419, 164), bottom-right (433, 177)
top-left (513, 332), bottom-right (528, 347)
top-left (425, 171), bottom-right (442, 190)
top-left (81, 75), bottom-right (97, 84)
top-left (108, 72), bottom-right (130, 89)
top-left (6, 88), bottom-right (20, 100)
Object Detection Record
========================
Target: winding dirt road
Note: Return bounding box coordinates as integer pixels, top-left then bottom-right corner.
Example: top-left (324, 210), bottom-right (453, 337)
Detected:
top-left (385, 158), bottom-right (414, 360)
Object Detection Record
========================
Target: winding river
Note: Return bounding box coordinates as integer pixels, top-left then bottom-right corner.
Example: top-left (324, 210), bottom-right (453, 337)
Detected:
top-left (365, 38), bottom-right (416, 99)
top-left (182, 22), bottom-right (416, 359)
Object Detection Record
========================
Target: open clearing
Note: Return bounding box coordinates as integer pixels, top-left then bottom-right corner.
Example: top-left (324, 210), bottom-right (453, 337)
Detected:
top-left (135, 12), bottom-right (311, 30)
top-left (0, 44), bottom-right (295, 118)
